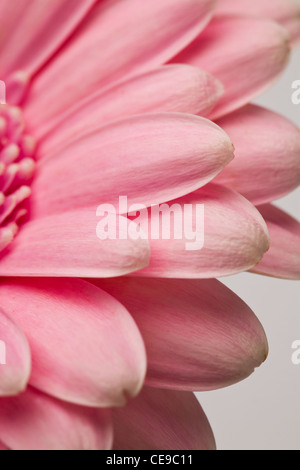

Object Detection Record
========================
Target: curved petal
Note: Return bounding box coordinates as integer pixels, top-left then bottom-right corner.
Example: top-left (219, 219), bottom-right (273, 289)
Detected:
top-left (0, 209), bottom-right (150, 277)
top-left (252, 204), bottom-right (300, 280)
top-left (216, 0), bottom-right (300, 46)
top-left (0, 387), bottom-right (113, 450)
top-left (214, 105), bottom-right (300, 205)
top-left (30, 114), bottom-right (234, 217)
top-left (0, 307), bottom-right (31, 396)
top-left (94, 277), bottom-right (268, 391)
top-left (0, 278), bottom-right (146, 407)
top-left (24, 0), bottom-right (217, 125)
top-left (28, 65), bottom-right (223, 145)
top-left (129, 183), bottom-right (270, 279)
top-left (113, 387), bottom-right (215, 450)
top-left (1, 0), bottom-right (97, 103)
top-left (172, 16), bottom-right (290, 119)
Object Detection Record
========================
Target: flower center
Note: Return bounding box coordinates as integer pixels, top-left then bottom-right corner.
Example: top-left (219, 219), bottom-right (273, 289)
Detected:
top-left (0, 104), bottom-right (35, 252)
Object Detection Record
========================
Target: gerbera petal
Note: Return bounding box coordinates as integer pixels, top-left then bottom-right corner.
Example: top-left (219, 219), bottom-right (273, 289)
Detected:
top-left (30, 114), bottom-right (234, 217)
top-left (130, 184), bottom-right (270, 279)
top-left (94, 277), bottom-right (268, 391)
top-left (113, 387), bottom-right (215, 450)
top-left (252, 204), bottom-right (300, 280)
top-left (28, 65), bottom-right (224, 145)
top-left (214, 105), bottom-right (300, 205)
top-left (0, 307), bottom-right (31, 396)
top-left (24, 0), bottom-right (216, 125)
top-left (216, 0), bottom-right (300, 46)
top-left (0, 278), bottom-right (146, 407)
top-left (172, 16), bottom-right (290, 119)
top-left (0, 209), bottom-right (150, 277)
top-left (0, 387), bottom-right (113, 450)
top-left (1, 0), bottom-right (96, 103)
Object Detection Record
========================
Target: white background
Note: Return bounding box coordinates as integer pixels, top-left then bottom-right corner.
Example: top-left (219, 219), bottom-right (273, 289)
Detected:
top-left (197, 22), bottom-right (300, 450)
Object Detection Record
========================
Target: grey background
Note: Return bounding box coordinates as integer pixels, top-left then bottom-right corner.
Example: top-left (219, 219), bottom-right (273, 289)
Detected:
top-left (197, 19), bottom-right (300, 450)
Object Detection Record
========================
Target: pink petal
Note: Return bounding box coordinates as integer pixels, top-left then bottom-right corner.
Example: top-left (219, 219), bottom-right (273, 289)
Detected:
top-left (28, 65), bottom-right (223, 145)
top-left (0, 308), bottom-right (31, 396)
top-left (131, 183), bottom-right (270, 279)
top-left (0, 387), bottom-right (113, 450)
top-left (0, 442), bottom-right (9, 450)
top-left (94, 277), bottom-right (269, 391)
top-left (172, 16), bottom-right (290, 119)
top-left (1, 0), bottom-right (96, 103)
top-left (0, 278), bottom-right (146, 407)
top-left (24, 0), bottom-right (216, 125)
top-left (214, 105), bottom-right (300, 205)
top-left (252, 204), bottom-right (300, 280)
top-left (30, 114), bottom-right (234, 217)
top-left (0, 209), bottom-right (150, 277)
top-left (113, 387), bottom-right (215, 450)
top-left (216, 0), bottom-right (300, 46)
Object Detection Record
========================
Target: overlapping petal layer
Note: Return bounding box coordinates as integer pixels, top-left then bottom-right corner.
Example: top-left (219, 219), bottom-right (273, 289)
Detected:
top-left (252, 204), bottom-right (300, 280)
top-left (216, 0), bottom-right (300, 45)
top-left (1, 0), bottom-right (97, 103)
top-left (130, 184), bottom-right (270, 278)
top-left (172, 16), bottom-right (290, 119)
top-left (29, 114), bottom-right (234, 217)
top-left (24, 0), bottom-right (217, 128)
top-left (95, 277), bottom-right (268, 391)
top-left (31, 65), bottom-right (223, 145)
top-left (0, 308), bottom-right (31, 397)
top-left (0, 387), bottom-right (113, 450)
top-left (0, 278), bottom-right (147, 407)
top-left (214, 105), bottom-right (300, 205)
top-left (0, 210), bottom-right (150, 277)
top-left (113, 387), bottom-right (216, 450)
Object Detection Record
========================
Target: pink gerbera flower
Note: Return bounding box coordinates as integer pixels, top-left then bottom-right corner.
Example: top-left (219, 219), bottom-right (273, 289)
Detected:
top-left (0, 0), bottom-right (299, 450)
